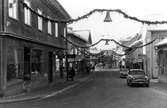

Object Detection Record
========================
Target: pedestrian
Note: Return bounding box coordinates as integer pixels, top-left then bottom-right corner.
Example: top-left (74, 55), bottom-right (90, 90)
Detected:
top-left (23, 73), bottom-right (31, 92)
top-left (69, 66), bottom-right (75, 81)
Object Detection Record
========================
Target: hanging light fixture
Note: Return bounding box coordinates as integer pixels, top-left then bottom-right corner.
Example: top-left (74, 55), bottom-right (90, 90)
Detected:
top-left (104, 11), bottom-right (112, 22)
top-left (105, 40), bottom-right (110, 45)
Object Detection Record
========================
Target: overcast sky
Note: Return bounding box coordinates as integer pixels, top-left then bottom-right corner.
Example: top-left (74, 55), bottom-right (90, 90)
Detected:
top-left (58, 0), bottom-right (167, 50)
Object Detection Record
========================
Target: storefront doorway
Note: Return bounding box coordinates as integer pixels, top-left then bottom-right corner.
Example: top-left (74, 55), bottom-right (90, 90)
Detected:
top-left (48, 52), bottom-right (53, 83)
top-left (24, 47), bottom-right (31, 79)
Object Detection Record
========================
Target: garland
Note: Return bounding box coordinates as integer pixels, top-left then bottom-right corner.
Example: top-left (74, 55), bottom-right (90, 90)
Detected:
top-left (21, 2), bottom-right (167, 25)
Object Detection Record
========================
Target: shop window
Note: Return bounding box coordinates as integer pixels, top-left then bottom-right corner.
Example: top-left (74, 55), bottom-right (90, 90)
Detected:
top-left (7, 48), bottom-right (24, 82)
top-left (31, 50), bottom-right (42, 77)
top-left (64, 28), bottom-right (66, 37)
top-left (56, 55), bottom-right (60, 71)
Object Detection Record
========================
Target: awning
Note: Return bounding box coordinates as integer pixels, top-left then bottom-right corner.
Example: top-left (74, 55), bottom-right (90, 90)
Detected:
top-left (155, 37), bottom-right (167, 47)
top-left (129, 39), bottom-right (143, 47)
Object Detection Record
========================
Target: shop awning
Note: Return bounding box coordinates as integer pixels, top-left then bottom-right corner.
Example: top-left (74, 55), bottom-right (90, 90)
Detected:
top-left (155, 37), bottom-right (167, 47)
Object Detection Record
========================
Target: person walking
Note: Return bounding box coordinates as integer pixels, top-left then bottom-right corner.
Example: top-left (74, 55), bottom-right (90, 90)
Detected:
top-left (69, 66), bottom-right (75, 81)
top-left (23, 73), bottom-right (31, 92)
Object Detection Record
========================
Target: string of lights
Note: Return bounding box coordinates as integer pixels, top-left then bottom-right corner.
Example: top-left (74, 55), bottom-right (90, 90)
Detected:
top-left (21, 1), bottom-right (167, 25)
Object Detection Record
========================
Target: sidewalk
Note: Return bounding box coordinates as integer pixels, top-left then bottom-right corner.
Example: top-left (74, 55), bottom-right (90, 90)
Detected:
top-left (0, 73), bottom-right (93, 104)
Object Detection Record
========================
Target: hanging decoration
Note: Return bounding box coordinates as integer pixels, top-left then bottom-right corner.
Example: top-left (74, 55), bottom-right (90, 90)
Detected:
top-left (61, 35), bottom-right (155, 49)
top-left (20, 1), bottom-right (159, 57)
top-left (21, 1), bottom-right (167, 25)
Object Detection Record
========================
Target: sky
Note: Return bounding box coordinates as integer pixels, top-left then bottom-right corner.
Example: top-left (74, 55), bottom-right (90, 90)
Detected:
top-left (58, 0), bottom-right (167, 50)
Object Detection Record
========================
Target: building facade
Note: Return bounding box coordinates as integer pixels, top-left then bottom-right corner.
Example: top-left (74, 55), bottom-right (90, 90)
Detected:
top-left (145, 30), bottom-right (167, 79)
top-left (0, 0), bottom-right (70, 96)
top-left (67, 29), bottom-right (92, 75)
top-left (156, 38), bottom-right (167, 83)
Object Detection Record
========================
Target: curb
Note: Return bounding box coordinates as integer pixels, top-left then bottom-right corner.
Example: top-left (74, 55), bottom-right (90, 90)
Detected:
top-left (0, 75), bottom-right (91, 104)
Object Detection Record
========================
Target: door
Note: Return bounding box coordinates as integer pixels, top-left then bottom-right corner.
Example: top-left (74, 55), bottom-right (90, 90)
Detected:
top-left (24, 47), bottom-right (31, 79)
top-left (48, 52), bottom-right (53, 83)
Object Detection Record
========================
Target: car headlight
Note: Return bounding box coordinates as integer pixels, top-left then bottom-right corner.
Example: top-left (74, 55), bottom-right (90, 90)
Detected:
top-left (145, 76), bottom-right (149, 80)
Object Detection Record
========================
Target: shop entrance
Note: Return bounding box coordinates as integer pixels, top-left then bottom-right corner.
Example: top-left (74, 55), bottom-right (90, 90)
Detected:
top-left (24, 47), bottom-right (31, 79)
top-left (48, 52), bottom-right (53, 83)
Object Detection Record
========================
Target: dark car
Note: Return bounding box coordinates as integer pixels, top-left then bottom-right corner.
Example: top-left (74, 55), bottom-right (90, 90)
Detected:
top-left (126, 69), bottom-right (150, 87)
top-left (120, 68), bottom-right (129, 78)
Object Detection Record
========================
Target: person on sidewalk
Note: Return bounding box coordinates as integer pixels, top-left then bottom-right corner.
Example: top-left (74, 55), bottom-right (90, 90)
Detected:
top-left (69, 66), bottom-right (75, 81)
top-left (22, 73), bottom-right (31, 92)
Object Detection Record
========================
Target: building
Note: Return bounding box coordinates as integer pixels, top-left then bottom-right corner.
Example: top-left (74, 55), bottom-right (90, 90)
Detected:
top-left (67, 28), bottom-right (92, 74)
top-left (155, 37), bottom-right (167, 83)
top-left (0, 0), bottom-right (71, 96)
top-left (120, 34), bottom-right (145, 70)
top-left (145, 29), bottom-right (167, 79)
top-left (102, 50), bottom-right (121, 68)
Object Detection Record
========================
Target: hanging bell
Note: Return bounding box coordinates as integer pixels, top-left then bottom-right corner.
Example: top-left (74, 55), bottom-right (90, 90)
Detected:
top-left (105, 40), bottom-right (110, 45)
top-left (104, 11), bottom-right (112, 22)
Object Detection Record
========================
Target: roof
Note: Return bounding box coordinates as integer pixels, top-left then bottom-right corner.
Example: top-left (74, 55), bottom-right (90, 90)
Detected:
top-left (48, 0), bottom-right (71, 20)
top-left (67, 29), bottom-right (88, 43)
top-left (155, 37), bottom-right (167, 47)
top-left (73, 31), bottom-right (90, 43)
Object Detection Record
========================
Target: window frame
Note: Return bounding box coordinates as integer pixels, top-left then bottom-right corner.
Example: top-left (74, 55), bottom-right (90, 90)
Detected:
top-left (37, 9), bottom-right (43, 31)
top-left (55, 23), bottom-right (58, 37)
top-left (47, 16), bottom-right (52, 35)
top-left (8, 0), bottom-right (18, 19)
top-left (24, 0), bottom-right (31, 25)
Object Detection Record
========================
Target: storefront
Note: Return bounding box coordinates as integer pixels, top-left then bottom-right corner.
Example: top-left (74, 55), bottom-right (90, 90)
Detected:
top-left (0, 36), bottom-right (64, 95)
top-left (155, 37), bottom-right (167, 83)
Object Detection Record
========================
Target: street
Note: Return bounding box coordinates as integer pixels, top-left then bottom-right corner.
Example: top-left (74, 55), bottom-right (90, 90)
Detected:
top-left (1, 70), bottom-right (167, 108)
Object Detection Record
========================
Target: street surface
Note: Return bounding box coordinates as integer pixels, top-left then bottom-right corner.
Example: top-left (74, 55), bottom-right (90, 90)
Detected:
top-left (1, 70), bottom-right (167, 108)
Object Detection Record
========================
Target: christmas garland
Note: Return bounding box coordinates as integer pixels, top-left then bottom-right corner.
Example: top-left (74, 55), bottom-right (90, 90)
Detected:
top-left (21, 1), bottom-right (167, 25)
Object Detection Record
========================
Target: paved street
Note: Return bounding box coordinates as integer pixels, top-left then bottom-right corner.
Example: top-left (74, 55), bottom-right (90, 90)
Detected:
top-left (1, 70), bottom-right (167, 108)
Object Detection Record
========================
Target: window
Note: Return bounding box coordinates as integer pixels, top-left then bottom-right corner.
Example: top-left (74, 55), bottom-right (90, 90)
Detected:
top-left (48, 17), bottom-right (52, 35)
top-left (55, 23), bottom-right (58, 37)
top-left (8, 0), bottom-right (18, 19)
top-left (24, 0), bottom-right (31, 25)
top-left (37, 9), bottom-right (43, 31)
top-left (64, 28), bottom-right (66, 37)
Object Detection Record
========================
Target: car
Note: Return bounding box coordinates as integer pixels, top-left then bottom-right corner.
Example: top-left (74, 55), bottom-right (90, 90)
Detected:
top-left (120, 68), bottom-right (129, 78)
top-left (126, 69), bottom-right (150, 87)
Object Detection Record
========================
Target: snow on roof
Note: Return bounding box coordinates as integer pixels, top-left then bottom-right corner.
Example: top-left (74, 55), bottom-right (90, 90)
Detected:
top-left (67, 29), bottom-right (89, 42)
top-left (73, 31), bottom-right (90, 42)
top-left (155, 37), bottom-right (167, 47)
top-left (129, 39), bottom-right (143, 47)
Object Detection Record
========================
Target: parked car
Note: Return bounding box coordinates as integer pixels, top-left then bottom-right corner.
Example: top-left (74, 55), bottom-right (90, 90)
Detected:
top-left (120, 68), bottom-right (129, 78)
top-left (127, 69), bottom-right (150, 87)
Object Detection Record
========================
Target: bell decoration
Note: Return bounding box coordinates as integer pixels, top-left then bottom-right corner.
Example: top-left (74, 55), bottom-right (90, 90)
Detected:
top-left (105, 40), bottom-right (110, 45)
top-left (104, 11), bottom-right (112, 22)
